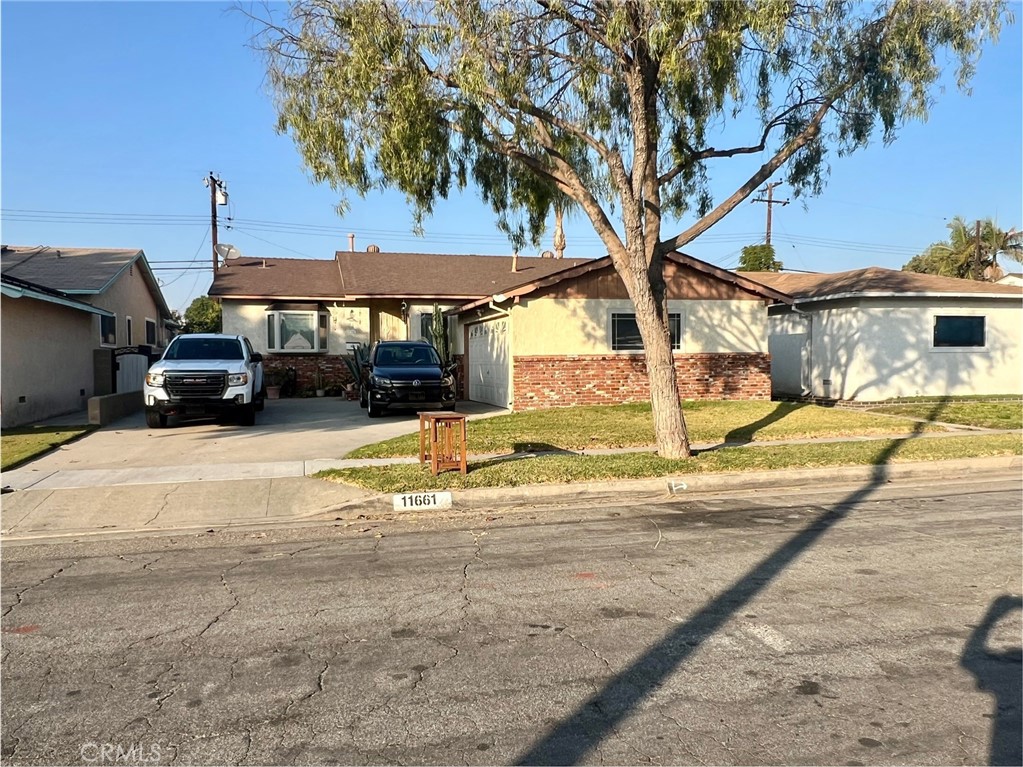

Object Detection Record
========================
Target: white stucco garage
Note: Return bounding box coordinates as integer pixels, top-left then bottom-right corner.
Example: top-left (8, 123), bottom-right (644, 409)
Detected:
top-left (466, 317), bottom-right (512, 408)
top-left (744, 267), bottom-right (1023, 401)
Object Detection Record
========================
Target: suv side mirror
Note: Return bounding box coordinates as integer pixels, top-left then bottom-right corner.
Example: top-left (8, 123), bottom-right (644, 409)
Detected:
top-left (250, 352), bottom-right (263, 363)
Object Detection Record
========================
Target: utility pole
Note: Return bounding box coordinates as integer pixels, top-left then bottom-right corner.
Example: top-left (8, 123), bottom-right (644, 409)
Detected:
top-left (204, 172), bottom-right (228, 276)
top-left (752, 181), bottom-right (789, 245)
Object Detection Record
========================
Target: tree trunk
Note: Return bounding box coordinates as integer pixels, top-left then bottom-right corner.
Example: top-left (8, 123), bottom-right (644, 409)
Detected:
top-left (625, 260), bottom-right (691, 459)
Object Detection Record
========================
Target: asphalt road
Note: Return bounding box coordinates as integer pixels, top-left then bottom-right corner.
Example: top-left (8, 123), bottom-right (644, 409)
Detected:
top-left (2, 475), bottom-right (1021, 766)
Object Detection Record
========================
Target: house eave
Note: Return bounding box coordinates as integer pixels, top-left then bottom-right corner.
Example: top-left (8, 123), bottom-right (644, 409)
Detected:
top-left (1, 282), bottom-right (115, 316)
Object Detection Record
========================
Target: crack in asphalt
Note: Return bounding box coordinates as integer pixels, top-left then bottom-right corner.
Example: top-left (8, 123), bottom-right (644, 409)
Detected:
top-left (282, 651), bottom-right (335, 719)
top-left (657, 707), bottom-right (708, 765)
top-left (1, 562), bottom-right (76, 619)
top-left (563, 631), bottom-right (614, 673)
top-left (184, 562), bottom-right (245, 650)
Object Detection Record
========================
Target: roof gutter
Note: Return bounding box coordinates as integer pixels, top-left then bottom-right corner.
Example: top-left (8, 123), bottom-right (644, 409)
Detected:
top-left (1, 282), bottom-right (114, 316)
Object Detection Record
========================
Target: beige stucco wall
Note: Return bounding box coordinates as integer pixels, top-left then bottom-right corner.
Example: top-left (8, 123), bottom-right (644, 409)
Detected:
top-left (770, 297), bottom-right (1023, 400)
top-left (1, 296), bottom-right (95, 427)
top-left (507, 297), bottom-right (769, 356)
top-left (86, 265), bottom-right (167, 348)
top-left (222, 301), bottom-right (371, 354)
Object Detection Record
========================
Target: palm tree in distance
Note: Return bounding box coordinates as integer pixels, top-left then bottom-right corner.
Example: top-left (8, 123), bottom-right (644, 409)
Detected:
top-left (903, 217), bottom-right (1022, 280)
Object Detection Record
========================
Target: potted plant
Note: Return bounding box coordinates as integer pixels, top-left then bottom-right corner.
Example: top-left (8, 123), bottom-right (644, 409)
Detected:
top-left (314, 367), bottom-right (326, 397)
top-left (264, 369), bottom-right (283, 400)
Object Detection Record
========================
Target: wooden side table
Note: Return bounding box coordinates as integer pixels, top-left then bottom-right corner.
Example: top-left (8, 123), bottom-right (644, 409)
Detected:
top-left (419, 411), bottom-right (468, 476)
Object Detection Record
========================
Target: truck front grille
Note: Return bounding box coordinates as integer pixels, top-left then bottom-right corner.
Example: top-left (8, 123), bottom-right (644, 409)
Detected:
top-left (165, 372), bottom-right (227, 398)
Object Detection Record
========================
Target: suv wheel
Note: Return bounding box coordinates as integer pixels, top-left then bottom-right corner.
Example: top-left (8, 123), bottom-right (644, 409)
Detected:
top-left (367, 397), bottom-right (382, 418)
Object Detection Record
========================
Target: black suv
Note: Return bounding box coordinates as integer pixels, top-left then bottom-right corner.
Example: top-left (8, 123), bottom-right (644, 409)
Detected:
top-left (359, 341), bottom-right (456, 417)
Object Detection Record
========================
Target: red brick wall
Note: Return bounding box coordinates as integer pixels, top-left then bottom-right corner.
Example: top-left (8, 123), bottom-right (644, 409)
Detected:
top-left (263, 354), bottom-right (356, 395)
top-left (512, 354), bottom-right (771, 409)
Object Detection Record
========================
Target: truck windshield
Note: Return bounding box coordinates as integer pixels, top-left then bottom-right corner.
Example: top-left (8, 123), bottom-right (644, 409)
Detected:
top-left (165, 338), bottom-right (244, 361)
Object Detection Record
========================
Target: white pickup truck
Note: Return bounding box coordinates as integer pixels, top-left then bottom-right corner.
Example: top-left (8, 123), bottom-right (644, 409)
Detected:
top-left (143, 334), bottom-right (265, 428)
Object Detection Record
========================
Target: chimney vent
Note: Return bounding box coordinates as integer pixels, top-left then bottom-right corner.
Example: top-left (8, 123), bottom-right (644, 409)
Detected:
top-left (348, 233), bottom-right (355, 252)
top-left (367, 244), bottom-right (381, 253)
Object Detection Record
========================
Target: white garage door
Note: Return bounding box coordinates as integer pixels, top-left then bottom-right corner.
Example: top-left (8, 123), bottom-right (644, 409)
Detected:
top-left (467, 318), bottom-right (511, 408)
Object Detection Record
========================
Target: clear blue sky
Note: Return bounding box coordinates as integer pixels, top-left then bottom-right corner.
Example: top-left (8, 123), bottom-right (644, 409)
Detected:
top-left (3, 2), bottom-right (1021, 314)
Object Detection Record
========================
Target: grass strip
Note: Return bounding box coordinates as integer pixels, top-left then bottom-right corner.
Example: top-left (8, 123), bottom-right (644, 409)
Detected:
top-left (319, 434), bottom-right (1022, 493)
top-left (347, 401), bottom-right (942, 459)
top-left (1, 425), bottom-right (95, 470)
top-left (867, 401), bottom-right (1022, 430)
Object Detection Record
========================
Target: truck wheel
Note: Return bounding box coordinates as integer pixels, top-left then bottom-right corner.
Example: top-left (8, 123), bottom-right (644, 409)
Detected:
top-left (146, 410), bottom-right (167, 429)
top-left (237, 405), bottom-right (256, 427)
top-left (254, 386), bottom-right (266, 412)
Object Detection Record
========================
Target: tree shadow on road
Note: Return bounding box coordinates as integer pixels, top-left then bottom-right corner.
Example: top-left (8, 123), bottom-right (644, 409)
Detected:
top-left (515, 397), bottom-right (952, 766)
top-left (960, 594), bottom-right (1022, 766)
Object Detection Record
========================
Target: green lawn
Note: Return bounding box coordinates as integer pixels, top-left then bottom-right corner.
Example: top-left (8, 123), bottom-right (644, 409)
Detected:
top-left (867, 401), bottom-right (1022, 430)
top-left (347, 401), bottom-right (943, 459)
top-left (320, 433), bottom-right (1022, 493)
top-left (1, 425), bottom-right (95, 470)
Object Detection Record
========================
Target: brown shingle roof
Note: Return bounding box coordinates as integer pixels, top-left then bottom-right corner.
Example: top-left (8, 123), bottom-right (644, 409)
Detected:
top-left (1, 245), bottom-right (143, 293)
top-left (210, 257), bottom-right (343, 299)
top-left (336, 251), bottom-right (592, 298)
top-left (210, 252), bottom-right (594, 300)
top-left (740, 267), bottom-right (1023, 300)
top-left (1, 244), bottom-right (171, 316)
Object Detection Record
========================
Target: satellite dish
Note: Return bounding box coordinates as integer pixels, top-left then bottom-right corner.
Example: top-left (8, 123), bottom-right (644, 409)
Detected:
top-left (214, 243), bottom-right (243, 261)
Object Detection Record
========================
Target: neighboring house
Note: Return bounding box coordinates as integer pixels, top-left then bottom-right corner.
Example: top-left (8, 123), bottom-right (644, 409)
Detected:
top-left (1, 245), bottom-right (174, 427)
top-left (212, 249), bottom-right (789, 409)
top-left (741, 267), bottom-right (1023, 401)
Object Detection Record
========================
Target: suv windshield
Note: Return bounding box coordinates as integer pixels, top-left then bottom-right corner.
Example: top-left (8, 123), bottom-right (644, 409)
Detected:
top-left (165, 338), bottom-right (244, 361)
top-left (374, 344), bottom-right (440, 367)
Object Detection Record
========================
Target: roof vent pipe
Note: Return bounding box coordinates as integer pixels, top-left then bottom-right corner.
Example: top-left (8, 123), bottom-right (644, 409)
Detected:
top-left (348, 233), bottom-right (355, 252)
top-left (512, 251), bottom-right (518, 272)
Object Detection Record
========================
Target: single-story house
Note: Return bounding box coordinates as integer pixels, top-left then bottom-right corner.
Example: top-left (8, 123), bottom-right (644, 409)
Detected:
top-left (211, 249), bottom-right (790, 409)
top-left (741, 267), bottom-right (1023, 401)
top-left (1, 245), bottom-right (174, 427)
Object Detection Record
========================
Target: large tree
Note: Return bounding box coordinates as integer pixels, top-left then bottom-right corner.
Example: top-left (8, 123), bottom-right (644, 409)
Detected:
top-left (738, 244), bottom-right (782, 272)
top-left (181, 296), bottom-right (222, 334)
top-left (254, 0), bottom-right (1005, 458)
top-left (904, 216), bottom-right (1022, 280)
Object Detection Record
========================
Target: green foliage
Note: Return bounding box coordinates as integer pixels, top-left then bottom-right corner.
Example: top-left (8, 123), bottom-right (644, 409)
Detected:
top-left (181, 296), bottom-right (222, 334)
top-left (340, 342), bottom-right (370, 383)
top-left (903, 216), bottom-right (1021, 279)
top-left (738, 243), bottom-right (782, 271)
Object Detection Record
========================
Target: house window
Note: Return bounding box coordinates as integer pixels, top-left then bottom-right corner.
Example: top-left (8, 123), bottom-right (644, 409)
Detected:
top-left (420, 312), bottom-right (434, 344)
top-left (100, 315), bottom-right (116, 346)
top-left (611, 312), bottom-right (682, 351)
top-left (933, 315), bottom-right (985, 348)
top-left (266, 308), bottom-right (329, 353)
top-left (145, 318), bottom-right (157, 346)
top-left (126, 316), bottom-right (133, 346)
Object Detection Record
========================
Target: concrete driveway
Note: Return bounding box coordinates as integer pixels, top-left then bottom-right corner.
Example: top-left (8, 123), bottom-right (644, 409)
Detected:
top-left (12, 397), bottom-right (508, 472)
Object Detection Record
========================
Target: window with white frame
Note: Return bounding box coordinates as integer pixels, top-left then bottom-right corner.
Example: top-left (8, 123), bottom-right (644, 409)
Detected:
top-left (100, 315), bottom-right (116, 346)
top-left (933, 315), bottom-right (985, 348)
top-left (266, 307), bottom-right (330, 353)
top-left (610, 312), bottom-right (682, 351)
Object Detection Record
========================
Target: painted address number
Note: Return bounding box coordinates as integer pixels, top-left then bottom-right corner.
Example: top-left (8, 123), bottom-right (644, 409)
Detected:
top-left (392, 492), bottom-right (453, 511)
